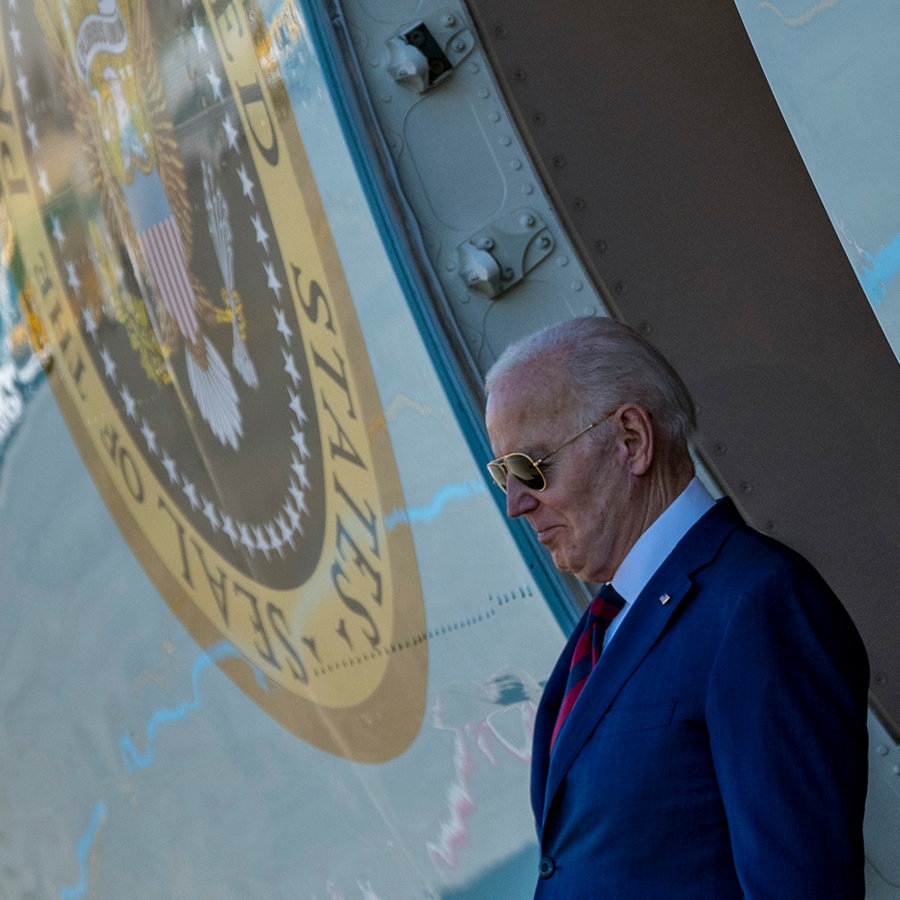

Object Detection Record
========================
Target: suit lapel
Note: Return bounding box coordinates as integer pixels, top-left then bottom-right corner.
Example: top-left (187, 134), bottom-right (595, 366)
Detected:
top-left (541, 571), bottom-right (692, 826)
top-left (538, 498), bottom-right (743, 830)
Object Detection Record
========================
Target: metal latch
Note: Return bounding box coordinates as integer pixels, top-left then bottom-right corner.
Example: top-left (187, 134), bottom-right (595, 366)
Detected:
top-left (457, 209), bottom-right (555, 298)
top-left (387, 11), bottom-right (474, 93)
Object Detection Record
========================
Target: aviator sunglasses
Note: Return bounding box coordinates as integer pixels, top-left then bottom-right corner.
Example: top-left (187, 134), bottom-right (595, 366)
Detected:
top-left (486, 408), bottom-right (618, 493)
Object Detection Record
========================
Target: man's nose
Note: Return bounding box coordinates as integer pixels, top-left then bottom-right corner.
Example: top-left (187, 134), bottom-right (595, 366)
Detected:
top-left (506, 477), bottom-right (538, 518)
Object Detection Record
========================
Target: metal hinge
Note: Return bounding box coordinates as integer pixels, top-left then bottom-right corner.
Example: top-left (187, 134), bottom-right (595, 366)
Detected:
top-left (457, 209), bottom-right (555, 298)
top-left (387, 10), bottom-right (474, 93)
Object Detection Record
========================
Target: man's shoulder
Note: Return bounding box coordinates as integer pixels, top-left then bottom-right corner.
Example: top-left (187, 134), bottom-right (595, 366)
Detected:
top-left (678, 497), bottom-right (819, 580)
top-left (664, 497), bottom-right (857, 632)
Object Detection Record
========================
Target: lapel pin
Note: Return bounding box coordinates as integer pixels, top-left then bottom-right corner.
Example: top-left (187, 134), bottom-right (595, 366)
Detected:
top-left (659, 593), bottom-right (671, 605)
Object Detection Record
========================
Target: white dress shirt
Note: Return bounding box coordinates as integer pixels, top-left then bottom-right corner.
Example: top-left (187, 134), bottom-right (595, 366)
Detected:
top-left (604, 477), bottom-right (716, 647)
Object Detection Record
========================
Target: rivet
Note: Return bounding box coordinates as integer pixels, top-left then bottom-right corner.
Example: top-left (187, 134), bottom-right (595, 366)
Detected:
top-left (572, 197), bottom-right (586, 211)
top-left (615, 281), bottom-right (628, 295)
top-left (571, 280), bottom-right (583, 292)
top-left (713, 442), bottom-right (727, 455)
top-left (739, 482), bottom-right (753, 495)
top-left (532, 111), bottom-right (545, 126)
top-left (877, 744), bottom-right (890, 757)
top-left (595, 240), bottom-right (608, 255)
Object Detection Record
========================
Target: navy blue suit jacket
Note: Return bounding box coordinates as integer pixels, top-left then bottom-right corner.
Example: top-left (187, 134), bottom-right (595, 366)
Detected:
top-left (531, 499), bottom-right (869, 898)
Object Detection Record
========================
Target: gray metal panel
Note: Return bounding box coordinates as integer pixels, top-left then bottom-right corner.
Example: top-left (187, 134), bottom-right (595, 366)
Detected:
top-left (464, 0), bottom-right (900, 729)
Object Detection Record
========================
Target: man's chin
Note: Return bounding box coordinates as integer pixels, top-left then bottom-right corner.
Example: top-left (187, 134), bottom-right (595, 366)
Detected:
top-left (548, 550), bottom-right (576, 576)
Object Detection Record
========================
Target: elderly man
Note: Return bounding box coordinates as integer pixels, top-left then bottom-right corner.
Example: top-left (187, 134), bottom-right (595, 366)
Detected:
top-left (484, 316), bottom-right (869, 898)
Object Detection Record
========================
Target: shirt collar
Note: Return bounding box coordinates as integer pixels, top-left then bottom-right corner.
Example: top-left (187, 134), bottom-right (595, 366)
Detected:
top-left (612, 477), bottom-right (716, 604)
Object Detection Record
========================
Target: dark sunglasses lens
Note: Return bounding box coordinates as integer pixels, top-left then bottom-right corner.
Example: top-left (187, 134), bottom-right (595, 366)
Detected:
top-left (487, 461), bottom-right (508, 490)
top-left (504, 454), bottom-right (545, 490)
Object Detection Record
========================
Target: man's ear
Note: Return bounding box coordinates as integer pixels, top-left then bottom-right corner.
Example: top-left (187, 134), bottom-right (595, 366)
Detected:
top-left (617, 404), bottom-right (654, 476)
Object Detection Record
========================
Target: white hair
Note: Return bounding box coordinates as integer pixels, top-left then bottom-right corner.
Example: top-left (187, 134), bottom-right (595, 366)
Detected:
top-left (485, 317), bottom-right (697, 453)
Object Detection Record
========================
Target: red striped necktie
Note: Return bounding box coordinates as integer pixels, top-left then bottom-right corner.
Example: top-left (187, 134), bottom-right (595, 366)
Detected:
top-left (550, 583), bottom-right (626, 750)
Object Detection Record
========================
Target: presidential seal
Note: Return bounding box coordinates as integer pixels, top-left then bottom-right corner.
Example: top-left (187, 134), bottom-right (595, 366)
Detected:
top-left (0, 0), bottom-right (426, 761)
